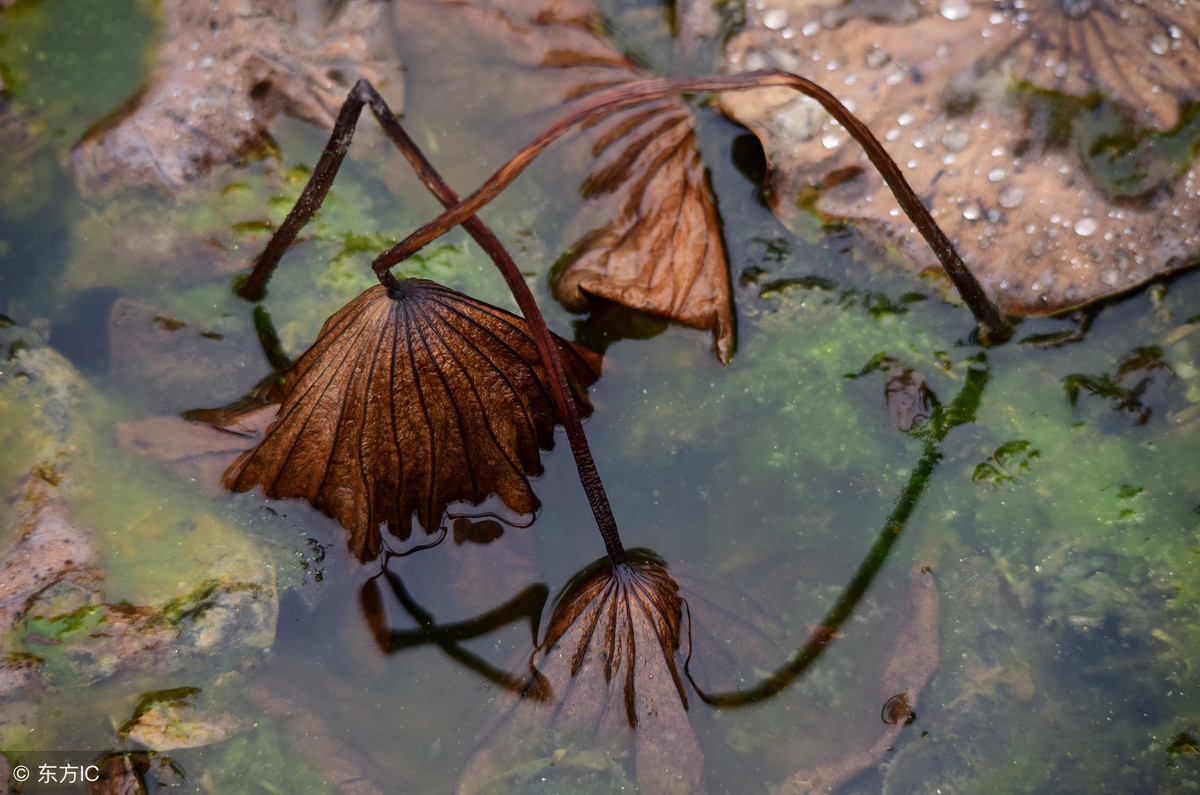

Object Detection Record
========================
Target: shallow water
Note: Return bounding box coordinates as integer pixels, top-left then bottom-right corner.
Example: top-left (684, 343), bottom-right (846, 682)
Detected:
top-left (2, 0), bottom-right (1200, 792)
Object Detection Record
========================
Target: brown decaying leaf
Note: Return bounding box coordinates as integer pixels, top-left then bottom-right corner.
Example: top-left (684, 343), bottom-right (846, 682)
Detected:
top-left (457, 553), bottom-right (702, 794)
top-left (538, 557), bottom-right (702, 793)
top-left (223, 279), bottom-right (601, 562)
top-left (719, 0), bottom-right (1200, 315)
top-left (395, 0), bottom-right (734, 360)
top-left (557, 98), bottom-right (734, 361)
top-left (70, 0), bottom-right (397, 194)
top-left (883, 360), bottom-right (932, 432)
top-left (87, 753), bottom-right (154, 795)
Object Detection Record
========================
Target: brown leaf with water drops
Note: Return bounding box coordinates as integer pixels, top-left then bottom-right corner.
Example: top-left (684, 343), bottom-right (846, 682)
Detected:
top-left (458, 552), bottom-right (703, 794)
top-left (395, 0), bottom-right (734, 360)
top-left (224, 279), bottom-right (601, 562)
top-left (719, 0), bottom-right (1200, 315)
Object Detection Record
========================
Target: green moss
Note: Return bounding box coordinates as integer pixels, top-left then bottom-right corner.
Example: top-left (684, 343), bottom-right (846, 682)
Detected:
top-left (0, 0), bottom-right (158, 147)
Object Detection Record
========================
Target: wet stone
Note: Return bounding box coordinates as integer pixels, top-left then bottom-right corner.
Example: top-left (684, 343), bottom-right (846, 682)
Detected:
top-left (716, 0), bottom-right (1200, 314)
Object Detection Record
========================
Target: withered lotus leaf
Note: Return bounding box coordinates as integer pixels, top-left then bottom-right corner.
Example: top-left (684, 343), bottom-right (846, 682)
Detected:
top-left (224, 278), bottom-right (600, 561)
top-left (458, 552), bottom-right (702, 793)
top-left (556, 97), bottom-right (735, 362)
top-left (538, 553), bottom-right (689, 729)
top-left (537, 553), bottom-right (702, 793)
top-left (395, 0), bottom-right (734, 361)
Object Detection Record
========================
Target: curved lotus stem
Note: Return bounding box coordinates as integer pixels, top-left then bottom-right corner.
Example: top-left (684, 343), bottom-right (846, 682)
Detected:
top-left (374, 70), bottom-right (1012, 345)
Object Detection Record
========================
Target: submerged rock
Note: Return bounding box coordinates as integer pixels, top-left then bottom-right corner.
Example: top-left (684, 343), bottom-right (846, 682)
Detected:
top-left (70, 0), bottom-right (399, 195)
top-left (0, 324), bottom-right (278, 698)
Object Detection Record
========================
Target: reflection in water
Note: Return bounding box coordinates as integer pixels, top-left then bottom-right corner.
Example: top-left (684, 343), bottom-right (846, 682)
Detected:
top-left (361, 547), bottom-right (550, 699)
top-left (338, 356), bottom-right (986, 790)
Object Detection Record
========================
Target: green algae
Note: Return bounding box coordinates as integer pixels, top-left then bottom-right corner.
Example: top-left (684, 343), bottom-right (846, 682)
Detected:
top-left (0, 0), bottom-right (157, 147)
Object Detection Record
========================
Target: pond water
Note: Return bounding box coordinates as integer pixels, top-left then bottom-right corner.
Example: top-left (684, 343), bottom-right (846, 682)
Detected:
top-left (3, 0), bottom-right (1200, 792)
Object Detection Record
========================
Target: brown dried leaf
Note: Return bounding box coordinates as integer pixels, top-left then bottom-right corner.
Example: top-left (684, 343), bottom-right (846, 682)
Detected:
top-left (556, 98), bottom-right (735, 361)
top-left (87, 753), bottom-right (154, 795)
top-left (458, 553), bottom-right (703, 794)
top-left (396, 0), bottom-right (734, 360)
top-left (71, 0), bottom-right (397, 194)
top-left (224, 279), bottom-right (601, 562)
top-left (719, 0), bottom-right (1200, 315)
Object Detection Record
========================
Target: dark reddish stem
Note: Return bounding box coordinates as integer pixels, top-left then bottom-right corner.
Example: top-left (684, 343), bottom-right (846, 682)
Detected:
top-left (373, 70), bottom-right (1012, 345)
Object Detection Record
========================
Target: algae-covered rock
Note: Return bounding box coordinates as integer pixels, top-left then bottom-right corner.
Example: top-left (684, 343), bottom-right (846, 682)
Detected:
top-left (117, 677), bottom-right (252, 751)
top-left (0, 323), bottom-right (278, 697)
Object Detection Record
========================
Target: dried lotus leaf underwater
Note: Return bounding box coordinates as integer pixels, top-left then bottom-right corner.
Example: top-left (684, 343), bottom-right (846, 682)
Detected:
top-left (224, 278), bottom-right (601, 561)
top-left (459, 551), bottom-right (702, 794)
top-left (719, 0), bottom-right (1200, 315)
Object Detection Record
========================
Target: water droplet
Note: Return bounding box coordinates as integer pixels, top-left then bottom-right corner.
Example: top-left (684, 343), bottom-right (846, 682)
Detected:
top-left (897, 111), bottom-right (914, 126)
top-left (865, 47), bottom-right (890, 69)
top-left (1148, 33), bottom-right (1169, 55)
top-left (821, 132), bottom-right (843, 149)
top-left (963, 202), bottom-right (981, 221)
top-left (939, 0), bottom-right (970, 20)
top-left (1074, 217), bottom-right (1098, 237)
top-left (987, 167), bottom-right (1006, 182)
top-left (998, 185), bottom-right (1025, 208)
top-left (1059, 0), bottom-right (1092, 19)
top-left (942, 129), bottom-right (970, 152)
top-left (763, 8), bottom-right (788, 30)
top-left (802, 20), bottom-right (821, 36)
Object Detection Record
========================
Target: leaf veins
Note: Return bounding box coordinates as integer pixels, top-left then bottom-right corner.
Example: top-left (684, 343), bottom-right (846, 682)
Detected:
top-left (224, 278), bottom-right (600, 561)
